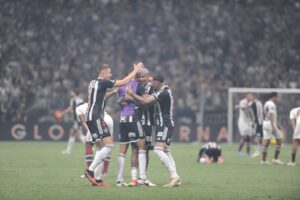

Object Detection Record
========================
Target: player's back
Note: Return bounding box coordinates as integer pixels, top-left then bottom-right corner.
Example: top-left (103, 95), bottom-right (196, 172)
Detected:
top-left (86, 78), bottom-right (115, 121)
top-left (153, 85), bottom-right (174, 127)
top-left (203, 142), bottom-right (220, 150)
top-left (252, 99), bottom-right (263, 125)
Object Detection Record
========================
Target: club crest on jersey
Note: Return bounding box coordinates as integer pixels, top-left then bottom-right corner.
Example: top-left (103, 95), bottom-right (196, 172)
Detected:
top-left (103, 128), bottom-right (109, 133)
top-left (120, 116), bottom-right (126, 122)
top-left (157, 131), bottom-right (164, 137)
top-left (129, 132), bottom-right (136, 138)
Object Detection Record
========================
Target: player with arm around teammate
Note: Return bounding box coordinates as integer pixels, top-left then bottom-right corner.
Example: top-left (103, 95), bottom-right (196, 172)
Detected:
top-left (84, 63), bottom-right (144, 186)
top-left (127, 74), bottom-right (180, 187)
top-left (120, 68), bottom-right (156, 187)
top-left (287, 107), bottom-right (300, 166)
top-left (137, 69), bottom-right (156, 177)
top-left (115, 73), bottom-right (150, 187)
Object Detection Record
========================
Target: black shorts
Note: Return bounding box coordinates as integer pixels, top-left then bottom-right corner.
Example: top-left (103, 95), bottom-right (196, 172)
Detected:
top-left (119, 121), bottom-right (144, 144)
top-left (255, 124), bottom-right (263, 138)
top-left (143, 125), bottom-right (154, 150)
top-left (155, 126), bottom-right (174, 146)
top-left (86, 118), bottom-right (111, 142)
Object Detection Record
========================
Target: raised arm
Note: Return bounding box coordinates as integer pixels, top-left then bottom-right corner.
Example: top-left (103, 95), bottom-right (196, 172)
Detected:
top-left (114, 63), bottom-right (144, 87)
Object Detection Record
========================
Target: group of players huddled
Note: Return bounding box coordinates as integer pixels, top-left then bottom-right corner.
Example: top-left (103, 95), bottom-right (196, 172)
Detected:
top-left (236, 92), bottom-right (300, 166)
top-left (58, 63), bottom-right (180, 187)
top-left (56, 64), bottom-right (299, 188)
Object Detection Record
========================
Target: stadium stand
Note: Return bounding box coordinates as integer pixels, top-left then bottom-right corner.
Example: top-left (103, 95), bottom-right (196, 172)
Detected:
top-left (0, 0), bottom-right (299, 123)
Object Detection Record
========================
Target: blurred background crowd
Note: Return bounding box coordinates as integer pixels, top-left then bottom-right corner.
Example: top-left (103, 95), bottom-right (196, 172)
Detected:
top-left (1, 0), bottom-right (299, 123)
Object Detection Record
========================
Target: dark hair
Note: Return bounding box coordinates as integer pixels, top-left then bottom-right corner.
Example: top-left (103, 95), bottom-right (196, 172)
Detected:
top-left (97, 64), bottom-right (110, 72)
top-left (269, 92), bottom-right (278, 99)
top-left (153, 74), bottom-right (164, 83)
top-left (71, 88), bottom-right (80, 95)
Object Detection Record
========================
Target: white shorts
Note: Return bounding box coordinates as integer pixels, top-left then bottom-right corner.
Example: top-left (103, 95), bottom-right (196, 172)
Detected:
top-left (104, 112), bottom-right (114, 135)
top-left (85, 112), bottom-right (114, 142)
top-left (238, 121), bottom-right (252, 136)
top-left (85, 130), bottom-right (93, 142)
top-left (293, 121), bottom-right (300, 139)
top-left (263, 121), bottom-right (281, 140)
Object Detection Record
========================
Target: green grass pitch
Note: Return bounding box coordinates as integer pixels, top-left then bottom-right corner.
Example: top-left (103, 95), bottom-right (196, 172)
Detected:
top-left (0, 141), bottom-right (299, 200)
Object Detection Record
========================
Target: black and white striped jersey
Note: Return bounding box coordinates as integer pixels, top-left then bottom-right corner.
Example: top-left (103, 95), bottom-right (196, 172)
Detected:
top-left (71, 96), bottom-right (84, 122)
top-left (153, 85), bottom-right (174, 127)
top-left (251, 99), bottom-right (263, 126)
top-left (86, 78), bottom-right (115, 121)
top-left (140, 82), bottom-right (155, 126)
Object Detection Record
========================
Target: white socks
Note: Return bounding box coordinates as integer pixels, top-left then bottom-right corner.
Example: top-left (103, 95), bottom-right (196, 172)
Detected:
top-left (138, 150), bottom-right (147, 180)
top-left (66, 136), bottom-right (75, 153)
top-left (131, 167), bottom-right (138, 180)
top-left (94, 162), bottom-right (104, 180)
top-left (164, 147), bottom-right (178, 176)
top-left (89, 144), bottom-right (114, 172)
top-left (116, 153), bottom-right (126, 182)
top-left (154, 147), bottom-right (178, 178)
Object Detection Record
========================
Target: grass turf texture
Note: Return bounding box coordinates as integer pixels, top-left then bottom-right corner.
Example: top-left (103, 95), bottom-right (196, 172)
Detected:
top-left (0, 142), bottom-right (299, 200)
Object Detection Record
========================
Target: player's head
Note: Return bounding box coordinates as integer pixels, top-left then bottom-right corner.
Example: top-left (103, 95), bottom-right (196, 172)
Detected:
top-left (98, 64), bottom-right (112, 79)
top-left (70, 89), bottom-right (80, 97)
top-left (152, 74), bottom-right (164, 90)
top-left (245, 93), bottom-right (254, 101)
top-left (138, 68), bottom-right (150, 84)
top-left (252, 94), bottom-right (257, 100)
top-left (269, 92), bottom-right (278, 102)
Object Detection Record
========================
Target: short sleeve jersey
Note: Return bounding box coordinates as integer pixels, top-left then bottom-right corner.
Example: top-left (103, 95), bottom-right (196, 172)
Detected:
top-left (153, 85), bottom-right (174, 127)
top-left (118, 79), bottom-right (145, 121)
top-left (141, 82), bottom-right (155, 126)
top-left (86, 78), bottom-right (115, 121)
top-left (251, 99), bottom-right (264, 125)
top-left (264, 100), bottom-right (277, 121)
top-left (290, 107), bottom-right (300, 123)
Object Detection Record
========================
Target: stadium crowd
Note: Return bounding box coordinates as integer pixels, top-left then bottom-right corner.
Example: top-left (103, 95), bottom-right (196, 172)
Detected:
top-left (1, 0), bottom-right (300, 123)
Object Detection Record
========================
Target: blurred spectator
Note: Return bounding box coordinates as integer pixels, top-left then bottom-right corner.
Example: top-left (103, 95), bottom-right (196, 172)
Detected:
top-left (0, 0), bottom-right (299, 123)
